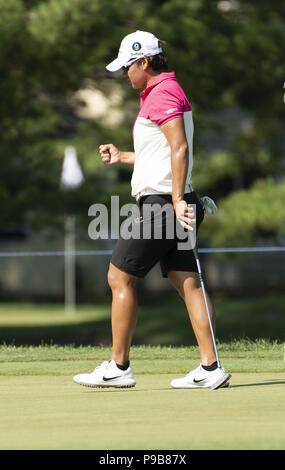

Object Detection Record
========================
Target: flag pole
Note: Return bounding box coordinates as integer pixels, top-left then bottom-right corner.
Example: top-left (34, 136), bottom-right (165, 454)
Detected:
top-left (60, 146), bottom-right (84, 315)
top-left (64, 215), bottom-right (76, 315)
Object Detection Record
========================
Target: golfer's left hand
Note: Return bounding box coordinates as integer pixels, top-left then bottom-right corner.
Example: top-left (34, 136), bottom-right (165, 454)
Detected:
top-left (174, 200), bottom-right (196, 231)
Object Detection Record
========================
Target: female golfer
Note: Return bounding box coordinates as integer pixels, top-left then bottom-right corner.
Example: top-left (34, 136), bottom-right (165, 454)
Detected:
top-left (74, 31), bottom-right (231, 389)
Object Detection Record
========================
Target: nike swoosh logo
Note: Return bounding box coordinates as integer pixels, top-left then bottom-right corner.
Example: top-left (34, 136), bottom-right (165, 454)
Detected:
top-left (193, 377), bottom-right (207, 383)
top-left (102, 375), bottom-right (121, 382)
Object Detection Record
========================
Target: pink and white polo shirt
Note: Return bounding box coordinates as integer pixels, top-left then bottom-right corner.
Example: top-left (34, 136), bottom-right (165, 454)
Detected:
top-left (131, 72), bottom-right (194, 199)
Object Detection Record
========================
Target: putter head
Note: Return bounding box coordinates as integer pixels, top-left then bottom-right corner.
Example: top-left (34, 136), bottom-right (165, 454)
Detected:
top-left (200, 196), bottom-right (218, 215)
top-left (211, 372), bottom-right (232, 390)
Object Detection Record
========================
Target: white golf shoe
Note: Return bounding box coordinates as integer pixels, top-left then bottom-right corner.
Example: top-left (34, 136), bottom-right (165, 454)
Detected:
top-left (171, 364), bottom-right (231, 390)
top-left (73, 360), bottom-right (136, 388)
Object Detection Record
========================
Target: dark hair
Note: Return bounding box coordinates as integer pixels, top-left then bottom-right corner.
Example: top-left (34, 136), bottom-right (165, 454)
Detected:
top-left (147, 53), bottom-right (168, 72)
top-left (136, 40), bottom-right (168, 72)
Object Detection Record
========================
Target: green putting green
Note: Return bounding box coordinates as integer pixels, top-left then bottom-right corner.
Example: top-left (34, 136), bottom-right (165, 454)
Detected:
top-left (0, 344), bottom-right (284, 450)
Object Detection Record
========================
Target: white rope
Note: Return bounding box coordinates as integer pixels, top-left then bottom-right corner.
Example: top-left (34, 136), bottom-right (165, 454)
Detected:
top-left (0, 247), bottom-right (284, 257)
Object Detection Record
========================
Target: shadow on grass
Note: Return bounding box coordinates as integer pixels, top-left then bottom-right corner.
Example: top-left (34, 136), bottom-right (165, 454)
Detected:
top-left (0, 294), bottom-right (284, 346)
top-left (73, 380), bottom-right (285, 393)
top-left (230, 379), bottom-right (285, 389)
top-left (0, 319), bottom-right (113, 347)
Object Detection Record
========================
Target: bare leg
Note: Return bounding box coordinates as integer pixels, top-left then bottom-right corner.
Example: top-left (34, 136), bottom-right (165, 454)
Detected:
top-left (168, 270), bottom-right (217, 366)
top-left (107, 263), bottom-right (138, 366)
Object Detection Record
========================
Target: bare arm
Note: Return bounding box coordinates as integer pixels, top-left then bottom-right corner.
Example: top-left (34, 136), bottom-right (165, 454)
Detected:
top-left (161, 118), bottom-right (195, 231)
top-left (118, 152), bottom-right (135, 165)
top-left (99, 144), bottom-right (135, 165)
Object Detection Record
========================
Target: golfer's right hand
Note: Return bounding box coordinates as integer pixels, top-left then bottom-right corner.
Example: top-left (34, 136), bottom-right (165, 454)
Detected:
top-left (99, 144), bottom-right (121, 165)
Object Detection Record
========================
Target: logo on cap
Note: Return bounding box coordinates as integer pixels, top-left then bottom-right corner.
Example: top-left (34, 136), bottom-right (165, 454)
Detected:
top-left (132, 42), bottom-right (141, 51)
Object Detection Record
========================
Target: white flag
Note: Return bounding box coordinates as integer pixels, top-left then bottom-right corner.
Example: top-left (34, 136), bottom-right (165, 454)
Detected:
top-left (61, 146), bottom-right (84, 190)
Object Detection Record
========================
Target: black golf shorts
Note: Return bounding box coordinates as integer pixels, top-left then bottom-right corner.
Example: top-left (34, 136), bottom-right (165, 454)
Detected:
top-left (111, 191), bottom-right (204, 278)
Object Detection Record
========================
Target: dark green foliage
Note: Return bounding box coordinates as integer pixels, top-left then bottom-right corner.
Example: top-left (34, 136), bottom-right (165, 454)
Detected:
top-left (0, 1), bottom-right (284, 245)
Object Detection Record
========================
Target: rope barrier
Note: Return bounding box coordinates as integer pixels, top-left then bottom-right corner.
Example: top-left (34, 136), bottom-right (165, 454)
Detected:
top-left (0, 247), bottom-right (284, 257)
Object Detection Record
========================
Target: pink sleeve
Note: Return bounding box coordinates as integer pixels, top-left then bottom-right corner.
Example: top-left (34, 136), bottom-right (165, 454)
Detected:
top-left (147, 88), bottom-right (190, 127)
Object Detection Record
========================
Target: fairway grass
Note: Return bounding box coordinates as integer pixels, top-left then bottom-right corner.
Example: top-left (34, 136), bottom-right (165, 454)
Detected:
top-left (0, 343), bottom-right (284, 450)
top-left (0, 296), bottom-right (284, 346)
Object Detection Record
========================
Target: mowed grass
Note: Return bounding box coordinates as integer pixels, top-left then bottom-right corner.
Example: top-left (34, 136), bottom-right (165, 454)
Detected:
top-left (0, 294), bottom-right (284, 346)
top-left (0, 342), bottom-right (284, 450)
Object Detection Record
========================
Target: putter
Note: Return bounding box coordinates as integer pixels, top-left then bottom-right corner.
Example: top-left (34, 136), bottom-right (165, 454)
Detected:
top-left (188, 203), bottom-right (231, 389)
top-left (192, 244), bottom-right (221, 369)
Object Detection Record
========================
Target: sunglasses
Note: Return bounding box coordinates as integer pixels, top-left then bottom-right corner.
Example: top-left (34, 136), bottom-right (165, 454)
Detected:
top-left (122, 59), bottom-right (140, 73)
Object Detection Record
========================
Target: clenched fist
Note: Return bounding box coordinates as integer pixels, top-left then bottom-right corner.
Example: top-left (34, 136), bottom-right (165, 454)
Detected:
top-left (99, 144), bottom-right (121, 165)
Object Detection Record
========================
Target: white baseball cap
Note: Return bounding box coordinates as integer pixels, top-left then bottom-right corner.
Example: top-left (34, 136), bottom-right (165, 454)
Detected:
top-left (106, 30), bottom-right (162, 72)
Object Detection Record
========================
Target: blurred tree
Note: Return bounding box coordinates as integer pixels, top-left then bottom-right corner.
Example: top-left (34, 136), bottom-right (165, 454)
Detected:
top-left (0, 0), bottom-right (135, 232)
top-left (0, 0), bottom-right (284, 247)
top-left (201, 177), bottom-right (285, 247)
